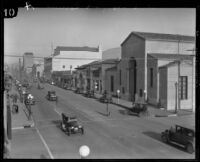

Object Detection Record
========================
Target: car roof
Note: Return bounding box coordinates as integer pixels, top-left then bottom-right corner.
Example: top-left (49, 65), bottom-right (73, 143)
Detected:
top-left (176, 124), bottom-right (195, 131)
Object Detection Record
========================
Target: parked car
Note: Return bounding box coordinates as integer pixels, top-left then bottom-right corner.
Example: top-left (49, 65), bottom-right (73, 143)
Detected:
top-left (84, 90), bottom-right (95, 98)
top-left (129, 102), bottom-right (149, 117)
top-left (60, 113), bottom-right (84, 136)
top-left (99, 91), bottom-right (113, 103)
top-left (24, 93), bottom-right (36, 105)
top-left (37, 83), bottom-right (44, 89)
top-left (161, 125), bottom-right (195, 154)
top-left (74, 88), bottom-right (81, 94)
top-left (46, 91), bottom-right (58, 101)
top-left (50, 81), bottom-right (55, 85)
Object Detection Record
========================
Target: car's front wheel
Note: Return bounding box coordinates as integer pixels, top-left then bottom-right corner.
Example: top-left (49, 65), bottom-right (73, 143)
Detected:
top-left (67, 129), bottom-right (71, 136)
top-left (186, 143), bottom-right (194, 154)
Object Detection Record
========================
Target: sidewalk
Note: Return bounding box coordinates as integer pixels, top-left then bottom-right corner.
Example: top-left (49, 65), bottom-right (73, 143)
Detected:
top-left (10, 85), bottom-right (34, 130)
top-left (94, 93), bottom-right (194, 117)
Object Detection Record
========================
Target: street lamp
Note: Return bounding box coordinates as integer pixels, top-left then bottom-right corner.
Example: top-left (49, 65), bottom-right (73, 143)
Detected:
top-left (117, 89), bottom-right (120, 104)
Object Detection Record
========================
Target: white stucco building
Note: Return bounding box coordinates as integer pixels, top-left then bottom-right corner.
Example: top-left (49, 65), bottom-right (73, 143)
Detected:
top-left (52, 46), bottom-right (102, 72)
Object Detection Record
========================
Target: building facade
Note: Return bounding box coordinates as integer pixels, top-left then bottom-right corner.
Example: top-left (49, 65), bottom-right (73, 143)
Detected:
top-left (43, 57), bottom-right (52, 81)
top-left (119, 31), bottom-right (195, 105)
top-left (74, 59), bottom-right (119, 94)
top-left (23, 52), bottom-right (34, 74)
top-left (147, 53), bottom-right (194, 111)
top-left (158, 60), bottom-right (194, 111)
top-left (52, 46), bottom-right (102, 72)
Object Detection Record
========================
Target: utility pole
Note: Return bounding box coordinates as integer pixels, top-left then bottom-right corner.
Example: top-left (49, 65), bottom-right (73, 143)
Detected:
top-left (19, 58), bottom-right (21, 82)
top-left (177, 35), bottom-right (180, 111)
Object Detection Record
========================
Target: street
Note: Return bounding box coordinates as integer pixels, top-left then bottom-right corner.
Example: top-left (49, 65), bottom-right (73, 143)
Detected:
top-left (11, 83), bottom-right (195, 159)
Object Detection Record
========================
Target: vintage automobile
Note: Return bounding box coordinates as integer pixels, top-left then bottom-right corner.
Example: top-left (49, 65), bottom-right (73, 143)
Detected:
top-left (84, 90), bottom-right (95, 98)
top-left (37, 83), bottom-right (44, 89)
top-left (46, 91), bottom-right (58, 101)
top-left (74, 88), bottom-right (81, 94)
top-left (129, 102), bottom-right (149, 117)
top-left (99, 92), bottom-right (113, 103)
top-left (60, 113), bottom-right (84, 136)
top-left (24, 93), bottom-right (36, 105)
top-left (161, 125), bottom-right (195, 154)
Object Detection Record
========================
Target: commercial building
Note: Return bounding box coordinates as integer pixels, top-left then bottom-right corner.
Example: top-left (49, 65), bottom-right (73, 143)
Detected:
top-left (147, 53), bottom-right (194, 111)
top-left (52, 46), bottom-right (102, 71)
top-left (23, 52), bottom-right (34, 74)
top-left (74, 59), bottom-right (119, 94)
top-left (43, 57), bottom-right (52, 81)
top-left (118, 31), bottom-right (195, 105)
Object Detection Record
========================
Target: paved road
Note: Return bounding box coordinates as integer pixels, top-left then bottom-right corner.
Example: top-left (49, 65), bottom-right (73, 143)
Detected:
top-left (11, 83), bottom-right (195, 159)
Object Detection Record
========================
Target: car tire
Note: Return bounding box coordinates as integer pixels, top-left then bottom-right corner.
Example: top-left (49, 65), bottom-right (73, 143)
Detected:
top-left (81, 128), bottom-right (84, 135)
top-left (67, 130), bottom-right (71, 136)
top-left (161, 134), bottom-right (168, 143)
top-left (186, 143), bottom-right (194, 154)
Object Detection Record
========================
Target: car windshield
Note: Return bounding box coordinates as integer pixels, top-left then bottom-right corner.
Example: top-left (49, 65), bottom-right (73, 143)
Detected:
top-left (68, 121), bottom-right (78, 126)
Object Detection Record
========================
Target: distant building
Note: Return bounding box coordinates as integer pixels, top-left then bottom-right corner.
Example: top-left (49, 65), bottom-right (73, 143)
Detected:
top-left (102, 47), bottom-right (121, 60)
top-left (52, 46), bottom-right (102, 72)
top-left (43, 57), bottom-right (52, 80)
top-left (23, 52), bottom-right (34, 73)
top-left (74, 59), bottom-right (119, 94)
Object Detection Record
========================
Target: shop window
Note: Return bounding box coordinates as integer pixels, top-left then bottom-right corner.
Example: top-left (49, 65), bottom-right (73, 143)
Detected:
top-left (179, 76), bottom-right (188, 100)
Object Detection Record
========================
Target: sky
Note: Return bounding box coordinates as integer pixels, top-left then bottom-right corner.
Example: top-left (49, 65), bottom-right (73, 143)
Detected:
top-left (4, 8), bottom-right (195, 64)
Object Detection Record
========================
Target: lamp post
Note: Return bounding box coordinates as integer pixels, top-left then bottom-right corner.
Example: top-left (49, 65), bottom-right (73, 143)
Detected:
top-left (117, 89), bottom-right (120, 104)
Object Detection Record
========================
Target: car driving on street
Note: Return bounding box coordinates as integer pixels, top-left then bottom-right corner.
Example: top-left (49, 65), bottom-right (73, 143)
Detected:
top-left (161, 125), bottom-right (195, 154)
top-left (24, 93), bottom-right (36, 105)
top-left (60, 113), bottom-right (84, 136)
top-left (46, 91), bottom-right (58, 101)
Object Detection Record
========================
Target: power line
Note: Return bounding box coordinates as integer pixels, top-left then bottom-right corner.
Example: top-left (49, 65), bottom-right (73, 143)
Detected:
top-left (4, 55), bottom-right (194, 61)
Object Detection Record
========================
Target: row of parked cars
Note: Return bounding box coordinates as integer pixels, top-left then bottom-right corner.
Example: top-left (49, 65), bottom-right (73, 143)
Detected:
top-left (15, 80), bottom-right (36, 105)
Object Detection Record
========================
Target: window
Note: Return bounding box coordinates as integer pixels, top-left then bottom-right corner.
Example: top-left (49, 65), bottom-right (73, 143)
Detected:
top-left (140, 89), bottom-right (143, 97)
top-left (150, 68), bottom-right (153, 88)
top-left (110, 76), bottom-right (114, 92)
top-left (122, 87), bottom-right (125, 94)
top-left (179, 76), bottom-right (188, 100)
top-left (119, 70), bottom-right (122, 85)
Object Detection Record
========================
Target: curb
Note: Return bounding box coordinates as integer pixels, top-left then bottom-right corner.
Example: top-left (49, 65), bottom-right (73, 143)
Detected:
top-left (154, 114), bottom-right (177, 117)
top-left (12, 123), bottom-right (35, 130)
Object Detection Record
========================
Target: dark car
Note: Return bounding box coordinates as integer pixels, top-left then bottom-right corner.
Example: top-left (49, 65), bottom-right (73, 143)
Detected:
top-left (74, 88), bottom-right (81, 94)
top-left (129, 102), bottom-right (149, 117)
top-left (60, 113), bottom-right (84, 136)
top-left (84, 90), bottom-right (95, 98)
top-left (24, 93), bottom-right (36, 105)
top-left (99, 92), bottom-right (113, 103)
top-left (46, 91), bottom-right (58, 101)
top-left (161, 125), bottom-right (195, 154)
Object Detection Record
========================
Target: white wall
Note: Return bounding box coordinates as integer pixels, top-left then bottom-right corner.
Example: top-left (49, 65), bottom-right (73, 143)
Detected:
top-left (52, 50), bottom-right (102, 71)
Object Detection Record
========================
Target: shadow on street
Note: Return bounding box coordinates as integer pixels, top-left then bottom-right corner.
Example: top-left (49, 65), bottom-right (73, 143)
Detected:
top-left (143, 131), bottom-right (188, 154)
